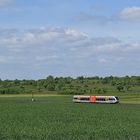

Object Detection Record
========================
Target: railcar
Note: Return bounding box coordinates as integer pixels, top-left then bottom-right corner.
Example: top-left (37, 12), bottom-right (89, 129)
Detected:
top-left (73, 95), bottom-right (119, 104)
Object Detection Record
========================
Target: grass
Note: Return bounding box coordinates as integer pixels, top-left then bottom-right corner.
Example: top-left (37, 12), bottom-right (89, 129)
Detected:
top-left (0, 95), bottom-right (140, 140)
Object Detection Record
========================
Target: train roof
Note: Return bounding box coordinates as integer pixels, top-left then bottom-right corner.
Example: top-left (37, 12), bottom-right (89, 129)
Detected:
top-left (73, 95), bottom-right (90, 98)
top-left (73, 95), bottom-right (117, 98)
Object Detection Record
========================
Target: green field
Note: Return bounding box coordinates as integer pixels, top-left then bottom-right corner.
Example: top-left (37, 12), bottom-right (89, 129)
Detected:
top-left (0, 95), bottom-right (140, 140)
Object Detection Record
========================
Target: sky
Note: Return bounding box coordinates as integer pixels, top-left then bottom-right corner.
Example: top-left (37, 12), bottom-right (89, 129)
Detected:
top-left (0, 0), bottom-right (140, 79)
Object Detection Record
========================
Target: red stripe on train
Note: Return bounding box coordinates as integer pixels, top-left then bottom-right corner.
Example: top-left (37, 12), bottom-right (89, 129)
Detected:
top-left (90, 96), bottom-right (96, 103)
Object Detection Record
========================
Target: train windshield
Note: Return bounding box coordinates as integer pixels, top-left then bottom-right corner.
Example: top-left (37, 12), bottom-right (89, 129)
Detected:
top-left (109, 98), bottom-right (115, 101)
top-left (115, 97), bottom-right (119, 100)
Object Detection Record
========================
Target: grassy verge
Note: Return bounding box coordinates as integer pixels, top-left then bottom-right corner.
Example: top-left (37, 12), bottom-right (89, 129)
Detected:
top-left (0, 96), bottom-right (139, 140)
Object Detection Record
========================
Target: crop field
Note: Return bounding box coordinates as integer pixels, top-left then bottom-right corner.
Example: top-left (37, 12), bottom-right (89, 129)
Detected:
top-left (0, 95), bottom-right (140, 140)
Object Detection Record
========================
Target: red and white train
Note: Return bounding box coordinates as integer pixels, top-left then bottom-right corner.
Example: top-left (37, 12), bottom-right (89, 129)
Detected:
top-left (73, 95), bottom-right (119, 104)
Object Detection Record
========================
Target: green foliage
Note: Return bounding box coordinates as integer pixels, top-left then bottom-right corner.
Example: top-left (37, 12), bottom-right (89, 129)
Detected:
top-left (0, 88), bottom-right (21, 94)
top-left (116, 84), bottom-right (124, 92)
top-left (58, 90), bottom-right (84, 95)
top-left (0, 75), bottom-right (140, 95)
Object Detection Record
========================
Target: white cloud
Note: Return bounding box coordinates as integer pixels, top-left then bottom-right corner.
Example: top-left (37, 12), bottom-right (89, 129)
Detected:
top-left (0, 0), bottom-right (14, 7)
top-left (0, 27), bottom-right (140, 59)
top-left (119, 7), bottom-right (140, 21)
top-left (0, 27), bottom-right (88, 49)
top-left (0, 56), bottom-right (7, 63)
top-left (98, 58), bottom-right (110, 64)
top-left (0, 27), bottom-right (140, 78)
top-left (75, 7), bottom-right (140, 23)
top-left (0, 55), bottom-right (14, 64)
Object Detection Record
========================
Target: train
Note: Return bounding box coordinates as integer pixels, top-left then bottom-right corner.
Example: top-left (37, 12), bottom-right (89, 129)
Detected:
top-left (73, 95), bottom-right (119, 104)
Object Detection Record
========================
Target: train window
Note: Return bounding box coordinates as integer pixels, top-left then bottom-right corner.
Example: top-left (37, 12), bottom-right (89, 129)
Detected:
top-left (73, 98), bottom-right (78, 100)
top-left (109, 98), bottom-right (115, 101)
top-left (96, 98), bottom-right (105, 101)
top-left (80, 98), bottom-right (90, 101)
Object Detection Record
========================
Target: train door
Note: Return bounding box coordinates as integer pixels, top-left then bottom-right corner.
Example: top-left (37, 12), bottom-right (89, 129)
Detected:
top-left (90, 96), bottom-right (96, 103)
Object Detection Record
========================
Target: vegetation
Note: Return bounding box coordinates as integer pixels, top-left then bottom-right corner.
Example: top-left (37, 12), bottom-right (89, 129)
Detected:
top-left (1, 76), bottom-right (140, 95)
top-left (0, 75), bottom-right (140, 139)
top-left (0, 96), bottom-right (139, 140)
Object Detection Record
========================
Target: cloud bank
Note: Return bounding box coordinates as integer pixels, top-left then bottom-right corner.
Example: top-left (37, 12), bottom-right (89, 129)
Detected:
top-left (0, 27), bottom-right (140, 79)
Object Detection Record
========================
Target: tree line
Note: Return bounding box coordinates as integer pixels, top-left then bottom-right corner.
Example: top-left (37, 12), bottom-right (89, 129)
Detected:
top-left (0, 76), bottom-right (140, 94)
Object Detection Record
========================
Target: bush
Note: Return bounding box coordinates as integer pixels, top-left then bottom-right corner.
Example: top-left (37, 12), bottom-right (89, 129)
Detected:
top-left (0, 88), bottom-right (20, 94)
top-left (58, 90), bottom-right (84, 95)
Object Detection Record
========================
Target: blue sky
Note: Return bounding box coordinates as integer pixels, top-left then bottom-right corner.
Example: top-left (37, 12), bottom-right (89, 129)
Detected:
top-left (0, 0), bottom-right (140, 79)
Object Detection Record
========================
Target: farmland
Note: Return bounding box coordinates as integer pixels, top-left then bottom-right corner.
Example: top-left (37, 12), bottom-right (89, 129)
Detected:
top-left (0, 95), bottom-right (140, 140)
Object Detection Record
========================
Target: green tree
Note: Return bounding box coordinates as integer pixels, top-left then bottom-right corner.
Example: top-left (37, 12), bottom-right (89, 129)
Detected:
top-left (116, 84), bottom-right (124, 92)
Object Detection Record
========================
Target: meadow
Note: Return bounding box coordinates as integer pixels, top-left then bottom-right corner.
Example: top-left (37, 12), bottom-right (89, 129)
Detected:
top-left (0, 95), bottom-right (140, 140)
